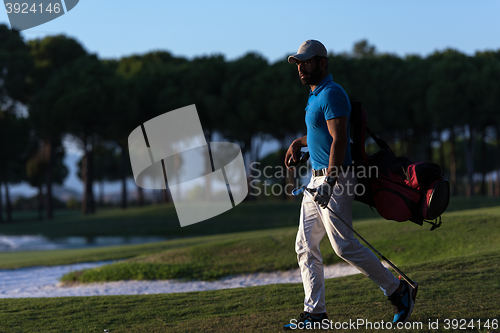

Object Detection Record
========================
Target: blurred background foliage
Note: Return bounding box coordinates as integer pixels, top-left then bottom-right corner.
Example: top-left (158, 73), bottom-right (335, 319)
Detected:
top-left (1, 24), bottom-right (499, 222)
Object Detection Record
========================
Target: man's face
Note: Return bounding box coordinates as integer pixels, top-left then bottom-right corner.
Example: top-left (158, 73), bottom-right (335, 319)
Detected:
top-left (296, 58), bottom-right (322, 86)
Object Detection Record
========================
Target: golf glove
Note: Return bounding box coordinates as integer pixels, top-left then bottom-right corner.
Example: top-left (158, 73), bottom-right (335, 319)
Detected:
top-left (313, 176), bottom-right (337, 208)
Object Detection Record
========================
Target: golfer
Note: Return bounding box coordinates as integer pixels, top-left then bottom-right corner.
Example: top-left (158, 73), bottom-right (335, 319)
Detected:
top-left (283, 40), bottom-right (416, 329)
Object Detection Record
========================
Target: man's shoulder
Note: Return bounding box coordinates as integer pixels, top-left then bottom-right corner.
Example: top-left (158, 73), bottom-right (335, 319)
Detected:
top-left (320, 81), bottom-right (349, 104)
top-left (322, 80), bottom-right (347, 95)
top-left (319, 81), bottom-right (350, 118)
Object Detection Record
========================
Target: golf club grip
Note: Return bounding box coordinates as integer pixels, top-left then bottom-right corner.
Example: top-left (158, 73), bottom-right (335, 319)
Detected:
top-left (288, 152), bottom-right (310, 167)
top-left (288, 156), bottom-right (299, 167)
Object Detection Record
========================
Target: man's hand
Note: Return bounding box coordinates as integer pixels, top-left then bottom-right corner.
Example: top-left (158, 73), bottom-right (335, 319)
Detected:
top-left (285, 139), bottom-right (305, 169)
top-left (313, 177), bottom-right (337, 208)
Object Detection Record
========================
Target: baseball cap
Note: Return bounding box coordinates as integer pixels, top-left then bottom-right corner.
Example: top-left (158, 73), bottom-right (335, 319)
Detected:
top-left (288, 40), bottom-right (328, 64)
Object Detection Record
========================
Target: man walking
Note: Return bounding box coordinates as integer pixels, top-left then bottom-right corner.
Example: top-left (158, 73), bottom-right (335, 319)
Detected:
top-left (283, 40), bottom-right (417, 330)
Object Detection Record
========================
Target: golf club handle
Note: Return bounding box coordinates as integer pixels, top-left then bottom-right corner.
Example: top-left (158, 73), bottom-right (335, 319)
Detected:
top-left (288, 151), bottom-right (310, 168)
top-left (303, 188), bottom-right (417, 290)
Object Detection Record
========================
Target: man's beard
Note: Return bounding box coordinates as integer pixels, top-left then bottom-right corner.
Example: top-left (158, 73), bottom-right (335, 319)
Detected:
top-left (300, 65), bottom-right (322, 85)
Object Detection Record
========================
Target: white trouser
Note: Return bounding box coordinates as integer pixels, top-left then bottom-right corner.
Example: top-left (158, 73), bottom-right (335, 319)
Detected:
top-left (296, 173), bottom-right (400, 314)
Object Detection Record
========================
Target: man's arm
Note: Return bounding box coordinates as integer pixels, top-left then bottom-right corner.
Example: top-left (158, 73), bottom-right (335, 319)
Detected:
top-left (326, 116), bottom-right (348, 177)
top-left (312, 116), bottom-right (348, 208)
top-left (284, 136), bottom-right (307, 169)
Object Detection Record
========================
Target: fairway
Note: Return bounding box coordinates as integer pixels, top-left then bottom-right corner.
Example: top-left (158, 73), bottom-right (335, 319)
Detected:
top-left (60, 205), bottom-right (500, 284)
top-left (1, 201), bottom-right (500, 332)
top-left (0, 249), bottom-right (498, 332)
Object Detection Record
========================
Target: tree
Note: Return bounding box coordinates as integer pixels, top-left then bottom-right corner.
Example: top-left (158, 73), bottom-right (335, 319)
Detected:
top-left (177, 54), bottom-right (228, 143)
top-left (36, 55), bottom-right (116, 214)
top-left (400, 54), bottom-right (434, 161)
top-left (76, 143), bottom-right (120, 207)
top-left (0, 24), bottom-right (32, 110)
top-left (28, 35), bottom-right (87, 218)
top-left (425, 49), bottom-right (499, 197)
top-left (0, 114), bottom-right (30, 222)
top-left (111, 52), bottom-right (188, 207)
top-left (26, 139), bottom-right (68, 219)
top-left (352, 39), bottom-right (377, 58)
top-left (256, 58), bottom-right (307, 200)
top-left (0, 25), bottom-right (32, 222)
top-left (221, 53), bottom-right (269, 167)
top-left (476, 50), bottom-right (500, 196)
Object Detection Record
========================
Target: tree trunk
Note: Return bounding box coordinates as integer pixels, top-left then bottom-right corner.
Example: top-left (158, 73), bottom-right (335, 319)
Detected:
top-left (243, 138), bottom-right (255, 201)
top-left (406, 135), bottom-right (415, 161)
top-left (0, 177), bottom-right (3, 223)
top-left (119, 144), bottom-right (128, 209)
top-left (280, 140), bottom-right (294, 202)
top-left (495, 125), bottom-right (500, 197)
top-left (81, 135), bottom-right (89, 215)
top-left (439, 136), bottom-right (446, 179)
top-left (449, 129), bottom-right (458, 196)
top-left (480, 129), bottom-right (487, 196)
top-left (3, 176), bottom-right (12, 223)
top-left (45, 137), bottom-right (54, 219)
top-left (464, 125), bottom-right (475, 198)
top-left (251, 135), bottom-right (263, 169)
top-left (37, 183), bottom-right (44, 221)
top-left (137, 186), bottom-right (144, 206)
top-left (426, 131), bottom-right (434, 163)
top-left (88, 143), bottom-right (95, 214)
top-left (81, 136), bottom-right (96, 214)
top-left (80, 136), bottom-right (97, 214)
top-left (99, 181), bottom-right (105, 207)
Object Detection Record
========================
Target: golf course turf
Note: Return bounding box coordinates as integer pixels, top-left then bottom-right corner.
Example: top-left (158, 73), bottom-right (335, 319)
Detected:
top-left (0, 198), bottom-right (499, 332)
top-left (0, 249), bottom-right (498, 332)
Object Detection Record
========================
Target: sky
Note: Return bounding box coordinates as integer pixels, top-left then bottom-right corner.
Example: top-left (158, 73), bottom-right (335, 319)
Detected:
top-left (2, 0), bottom-right (500, 196)
top-left (2, 0), bottom-right (500, 62)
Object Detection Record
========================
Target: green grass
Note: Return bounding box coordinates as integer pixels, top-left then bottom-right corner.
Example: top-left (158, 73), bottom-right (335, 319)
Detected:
top-left (2, 196), bottom-right (499, 238)
top-left (1, 249), bottom-right (499, 332)
top-left (1, 200), bottom-right (500, 332)
top-left (61, 206), bottom-right (500, 283)
top-left (1, 201), bottom-right (299, 238)
top-left (0, 231), bottom-right (285, 269)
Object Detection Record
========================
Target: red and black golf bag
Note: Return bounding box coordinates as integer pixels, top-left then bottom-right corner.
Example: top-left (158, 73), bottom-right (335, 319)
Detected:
top-left (350, 101), bottom-right (450, 230)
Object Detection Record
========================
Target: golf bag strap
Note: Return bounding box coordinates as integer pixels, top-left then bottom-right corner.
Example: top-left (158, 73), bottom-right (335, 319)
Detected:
top-left (366, 126), bottom-right (394, 155)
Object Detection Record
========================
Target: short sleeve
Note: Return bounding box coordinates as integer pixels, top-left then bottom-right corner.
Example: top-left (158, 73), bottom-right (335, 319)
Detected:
top-left (322, 86), bottom-right (350, 120)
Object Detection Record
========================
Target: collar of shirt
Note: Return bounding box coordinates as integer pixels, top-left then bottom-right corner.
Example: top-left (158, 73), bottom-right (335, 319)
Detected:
top-left (309, 74), bottom-right (333, 97)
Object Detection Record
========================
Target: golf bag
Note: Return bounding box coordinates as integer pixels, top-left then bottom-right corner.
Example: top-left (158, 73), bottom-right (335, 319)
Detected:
top-left (350, 101), bottom-right (450, 230)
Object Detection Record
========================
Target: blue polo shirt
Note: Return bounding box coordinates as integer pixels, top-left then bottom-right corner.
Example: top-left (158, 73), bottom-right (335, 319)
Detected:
top-left (305, 75), bottom-right (351, 170)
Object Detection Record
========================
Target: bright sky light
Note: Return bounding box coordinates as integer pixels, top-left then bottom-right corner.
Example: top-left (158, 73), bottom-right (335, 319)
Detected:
top-left (2, 0), bottom-right (499, 63)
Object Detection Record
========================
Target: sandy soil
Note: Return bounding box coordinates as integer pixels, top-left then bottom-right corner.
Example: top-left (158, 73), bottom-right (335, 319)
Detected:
top-left (0, 261), bottom-right (361, 298)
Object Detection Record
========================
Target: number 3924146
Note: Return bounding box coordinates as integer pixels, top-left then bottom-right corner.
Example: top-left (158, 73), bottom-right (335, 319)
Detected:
top-left (5, 2), bottom-right (62, 14)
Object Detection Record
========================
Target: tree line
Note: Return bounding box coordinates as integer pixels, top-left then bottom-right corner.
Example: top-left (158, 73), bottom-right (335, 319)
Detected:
top-left (1, 25), bottom-right (499, 221)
